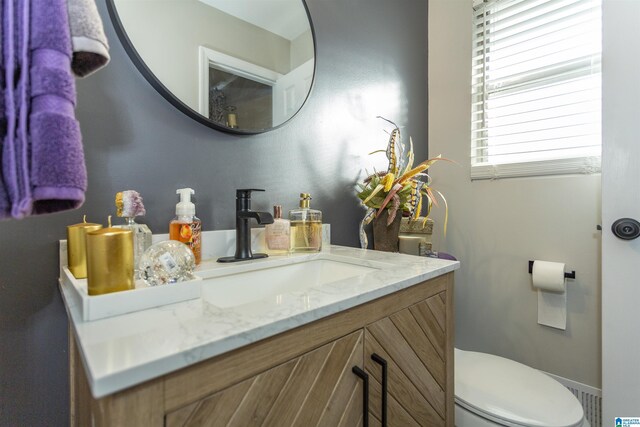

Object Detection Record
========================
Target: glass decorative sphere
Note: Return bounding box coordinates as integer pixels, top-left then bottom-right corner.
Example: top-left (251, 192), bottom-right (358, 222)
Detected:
top-left (139, 240), bottom-right (196, 286)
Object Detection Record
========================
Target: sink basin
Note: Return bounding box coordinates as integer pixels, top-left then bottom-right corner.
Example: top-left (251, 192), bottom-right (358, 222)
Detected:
top-left (201, 257), bottom-right (380, 308)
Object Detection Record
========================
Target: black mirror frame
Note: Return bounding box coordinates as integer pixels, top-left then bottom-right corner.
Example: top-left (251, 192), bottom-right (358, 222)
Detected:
top-left (105, 0), bottom-right (317, 135)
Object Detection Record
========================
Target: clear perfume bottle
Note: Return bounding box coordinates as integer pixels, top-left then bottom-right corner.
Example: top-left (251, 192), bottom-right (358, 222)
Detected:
top-left (115, 190), bottom-right (152, 278)
top-left (122, 217), bottom-right (152, 277)
top-left (265, 205), bottom-right (290, 254)
top-left (289, 193), bottom-right (322, 252)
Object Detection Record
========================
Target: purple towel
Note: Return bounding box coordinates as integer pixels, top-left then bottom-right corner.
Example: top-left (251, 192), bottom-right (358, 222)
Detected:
top-left (1, 0), bottom-right (86, 219)
top-left (2, 0), bottom-right (17, 219)
top-left (1, 0), bottom-right (31, 219)
top-left (0, 0), bottom-right (10, 218)
top-left (29, 0), bottom-right (86, 215)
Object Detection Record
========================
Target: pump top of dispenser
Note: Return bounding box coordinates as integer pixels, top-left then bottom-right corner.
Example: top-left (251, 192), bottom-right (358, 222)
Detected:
top-left (176, 188), bottom-right (195, 216)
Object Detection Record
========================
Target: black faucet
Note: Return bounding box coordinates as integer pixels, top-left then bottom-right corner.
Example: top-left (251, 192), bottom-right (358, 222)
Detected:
top-left (217, 189), bottom-right (274, 263)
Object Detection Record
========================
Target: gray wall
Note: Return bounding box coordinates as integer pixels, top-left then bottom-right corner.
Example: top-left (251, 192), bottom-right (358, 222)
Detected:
top-left (428, 1), bottom-right (601, 388)
top-left (0, 0), bottom-right (428, 425)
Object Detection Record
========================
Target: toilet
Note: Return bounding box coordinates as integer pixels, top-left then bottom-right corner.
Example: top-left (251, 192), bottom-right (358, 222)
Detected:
top-left (455, 348), bottom-right (590, 427)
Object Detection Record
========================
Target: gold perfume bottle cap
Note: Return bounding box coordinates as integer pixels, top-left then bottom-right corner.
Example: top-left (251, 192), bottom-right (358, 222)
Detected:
top-left (299, 193), bottom-right (311, 209)
top-left (67, 215), bottom-right (103, 279)
top-left (86, 216), bottom-right (134, 296)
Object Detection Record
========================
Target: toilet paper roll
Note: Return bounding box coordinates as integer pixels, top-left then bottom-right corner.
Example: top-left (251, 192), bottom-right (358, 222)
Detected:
top-left (532, 260), bottom-right (566, 292)
top-left (532, 260), bottom-right (567, 330)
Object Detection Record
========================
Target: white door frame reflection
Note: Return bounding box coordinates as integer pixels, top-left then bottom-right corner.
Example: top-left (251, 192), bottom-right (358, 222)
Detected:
top-left (198, 46), bottom-right (313, 129)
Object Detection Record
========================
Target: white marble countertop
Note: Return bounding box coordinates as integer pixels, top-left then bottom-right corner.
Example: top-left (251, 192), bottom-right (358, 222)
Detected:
top-left (60, 234), bottom-right (459, 399)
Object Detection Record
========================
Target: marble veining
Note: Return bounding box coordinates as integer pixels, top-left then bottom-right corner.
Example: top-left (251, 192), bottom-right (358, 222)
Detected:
top-left (60, 230), bottom-right (458, 399)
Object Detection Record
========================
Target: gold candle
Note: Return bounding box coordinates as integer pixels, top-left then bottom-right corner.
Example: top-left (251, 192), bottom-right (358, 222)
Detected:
top-left (86, 216), bottom-right (134, 296)
top-left (67, 215), bottom-right (103, 279)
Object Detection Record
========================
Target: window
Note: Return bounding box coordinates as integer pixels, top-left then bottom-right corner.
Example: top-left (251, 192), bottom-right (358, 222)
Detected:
top-left (471, 0), bottom-right (602, 179)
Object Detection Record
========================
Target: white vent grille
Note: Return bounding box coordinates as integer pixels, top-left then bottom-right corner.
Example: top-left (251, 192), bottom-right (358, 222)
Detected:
top-left (544, 372), bottom-right (602, 427)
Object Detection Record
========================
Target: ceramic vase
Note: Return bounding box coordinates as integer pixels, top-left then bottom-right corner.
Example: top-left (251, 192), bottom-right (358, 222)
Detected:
top-left (372, 210), bottom-right (402, 252)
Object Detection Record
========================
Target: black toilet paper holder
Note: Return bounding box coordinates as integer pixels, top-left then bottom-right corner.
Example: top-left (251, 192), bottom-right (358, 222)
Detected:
top-left (528, 261), bottom-right (576, 279)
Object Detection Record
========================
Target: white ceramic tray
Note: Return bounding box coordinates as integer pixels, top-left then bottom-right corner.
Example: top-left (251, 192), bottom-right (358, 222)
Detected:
top-left (59, 266), bottom-right (202, 322)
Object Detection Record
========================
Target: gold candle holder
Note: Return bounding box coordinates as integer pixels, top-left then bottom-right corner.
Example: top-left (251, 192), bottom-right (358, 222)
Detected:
top-left (67, 215), bottom-right (103, 279)
top-left (86, 216), bottom-right (134, 296)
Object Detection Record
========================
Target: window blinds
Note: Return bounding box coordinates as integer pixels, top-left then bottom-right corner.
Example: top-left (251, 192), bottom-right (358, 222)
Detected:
top-left (471, 0), bottom-right (601, 179)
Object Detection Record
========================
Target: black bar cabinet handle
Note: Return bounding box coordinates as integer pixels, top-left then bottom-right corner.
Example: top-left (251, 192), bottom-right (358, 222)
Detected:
top-left (352, 366), bottom-right (369, 427)
top-left (371, 353), bottom-right (388, 427)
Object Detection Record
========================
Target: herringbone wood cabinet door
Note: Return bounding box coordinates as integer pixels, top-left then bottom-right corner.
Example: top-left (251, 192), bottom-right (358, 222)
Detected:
top-left (166, 330), bottom-right (364, 427)
top-left (364, 291), bottom-right (449, 426)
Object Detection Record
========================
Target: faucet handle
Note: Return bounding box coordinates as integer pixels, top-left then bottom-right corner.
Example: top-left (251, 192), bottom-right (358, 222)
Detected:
top-left (236, 189), bottom-right (265, 199)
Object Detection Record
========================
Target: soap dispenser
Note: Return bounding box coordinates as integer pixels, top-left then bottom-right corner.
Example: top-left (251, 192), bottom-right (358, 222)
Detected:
top-left (170, 188), bottom-right (202, 265)
top-left (289, 193), bottom-right (322, 252)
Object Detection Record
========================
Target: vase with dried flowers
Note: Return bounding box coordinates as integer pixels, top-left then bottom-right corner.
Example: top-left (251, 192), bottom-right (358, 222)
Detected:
top-left (356, 117), bottom-right (449, 252)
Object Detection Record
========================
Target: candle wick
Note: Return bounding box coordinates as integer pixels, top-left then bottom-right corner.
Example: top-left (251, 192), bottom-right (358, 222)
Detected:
top-left (108, 215), bottom-right (112, 228)
top-left (83, 214), bottom-right (87, 223)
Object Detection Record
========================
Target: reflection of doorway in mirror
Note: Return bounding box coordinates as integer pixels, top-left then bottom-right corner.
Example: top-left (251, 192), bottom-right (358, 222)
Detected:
top-left (208, 68), bottom-right (272, 130)
top-left (198, 47), bottom-right (281, 130)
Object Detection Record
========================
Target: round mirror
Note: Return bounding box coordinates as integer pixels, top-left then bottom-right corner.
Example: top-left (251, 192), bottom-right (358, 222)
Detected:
top-left (107, 0), bottom-right (316, 134)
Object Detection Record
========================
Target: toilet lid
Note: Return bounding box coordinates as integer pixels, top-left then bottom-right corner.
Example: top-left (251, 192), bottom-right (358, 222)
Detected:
top-left (455, 349), bottom-right (584, 427)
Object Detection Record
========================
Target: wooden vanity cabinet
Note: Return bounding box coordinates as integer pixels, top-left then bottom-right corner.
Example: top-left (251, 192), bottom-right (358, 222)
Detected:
top-left (70, 272), bottom-right (453, 427)
top-left (166, 331), bottom-right (365, 427)
top-left (364, 292), bottom-right (450, 426)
